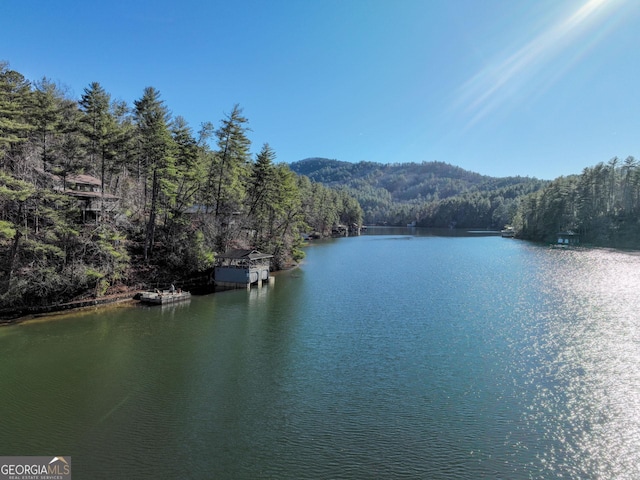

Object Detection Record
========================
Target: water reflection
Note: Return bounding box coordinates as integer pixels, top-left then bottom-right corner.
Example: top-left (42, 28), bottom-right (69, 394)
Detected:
top-left (522, 247), bottom-right (640, 478)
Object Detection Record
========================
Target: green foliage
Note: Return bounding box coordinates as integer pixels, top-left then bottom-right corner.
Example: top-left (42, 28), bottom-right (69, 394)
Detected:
top-left (0, 220), bottom-right (16, 239)
top-left (0, 62), bottom-right (32, 165)
top-left (171, 115), bottom-right (201, 213)
top-left (4, 61), bottom-right (636, 312)
top-left (134, 87), bottom-right (177, 260)
top-left (290, 158), bottom-right (545, 227)
top-left (78, 82), bottom-right (122, 201)
top-left (514, 157), bottom-right (640, 247)
top-left (0, 171), bottom-right (35, 201)
top-left (0, 65), bottom-right (365, 310)
top-left (206, 104), bottom-right (251, 218)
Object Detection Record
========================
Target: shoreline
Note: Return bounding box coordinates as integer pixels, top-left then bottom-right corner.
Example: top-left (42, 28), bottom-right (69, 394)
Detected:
top-left (0, 264), bottom-right (302, 326)
top-left (0, 291), bottom-right (141, 326)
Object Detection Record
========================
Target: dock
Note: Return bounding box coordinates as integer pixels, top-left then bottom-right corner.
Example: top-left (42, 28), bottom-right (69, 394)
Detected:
top-left (139, 290), bottom-right (191, 305)
top-left (501, 227), bottom-right (515, 237)
top-left (214, 249), bottom-right (274, 290)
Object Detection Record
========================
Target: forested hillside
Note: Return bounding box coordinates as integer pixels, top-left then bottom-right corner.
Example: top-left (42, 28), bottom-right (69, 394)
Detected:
top-left (513, 157), bottom-right (640, 248)
top-left (290, 156), bottom-right (640, 248)
top-left (0, 63), bottom-right (362, 311)
top-left (290, 158), bottom-right (546, 227)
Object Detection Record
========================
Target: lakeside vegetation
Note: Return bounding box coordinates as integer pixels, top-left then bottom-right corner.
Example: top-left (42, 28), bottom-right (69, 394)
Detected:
top-left (513, 157), bottom-right (640, 248)
top-left (2, 61), bottom-right (638, 312)
top-left (291, 156), bottom-right (640, 248)
top-left (290, 158), bottom-right (547, 228)
top-left (0, 63), bottom-right (362, 311)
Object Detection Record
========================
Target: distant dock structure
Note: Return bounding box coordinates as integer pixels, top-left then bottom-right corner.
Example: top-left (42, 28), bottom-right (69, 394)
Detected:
top-left (214, 249), bottom-right (274, 290)
top-left (557, 231), bottom-right (580, 246)
top-left (501, 226), bottom-right (515, 238)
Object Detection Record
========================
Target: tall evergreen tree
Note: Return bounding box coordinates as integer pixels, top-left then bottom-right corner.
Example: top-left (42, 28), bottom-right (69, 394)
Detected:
top-left (133, 87), bottom-right (175, 260)
top-left (54, 97), bottom-right (86, 184)
top-left (79, 82), bottom-right (116, 218)
top-left (108, 99), bottom-right (136, 196)
top-left (0, 63), bottom-right (32, 172)
top-left (621, 156), bottom-right (638, 215)
top-left (31, 78), bottom-right (68, 174)
top-left (170, 116), bottom-right (200, 215)
top-left (247, 143), bottom-right (277, 218)
top-left (0, 172), bottom-right (36, 295)
top-left (209, 104), bottom-right (251, 218)
top-left (269, 163), bottom-right (305, 266)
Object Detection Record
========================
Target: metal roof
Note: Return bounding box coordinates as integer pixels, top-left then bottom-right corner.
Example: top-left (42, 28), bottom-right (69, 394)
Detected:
top-left (217, 249), bottom-right (273, 260)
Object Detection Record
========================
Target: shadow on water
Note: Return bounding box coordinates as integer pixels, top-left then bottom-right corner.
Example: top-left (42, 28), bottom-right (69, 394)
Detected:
top-left (365, 225), bottom-right (502, 237)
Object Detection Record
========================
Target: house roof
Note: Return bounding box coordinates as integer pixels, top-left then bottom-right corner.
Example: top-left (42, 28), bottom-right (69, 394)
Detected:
top-left (66, 174), bottom-right (102, 186)
top-left (217, 249), bottom-right (273, 260)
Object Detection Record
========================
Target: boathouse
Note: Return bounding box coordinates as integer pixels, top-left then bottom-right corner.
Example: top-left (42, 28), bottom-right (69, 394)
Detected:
top-left (214, 249), bottom-right (274, 289)
top-left (557, 231), bottom-right (580, 246)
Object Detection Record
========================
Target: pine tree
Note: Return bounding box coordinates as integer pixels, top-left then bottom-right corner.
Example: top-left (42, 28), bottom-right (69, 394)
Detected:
top-left (171, 116), bottom-right (200, 215)
top-left (31, 78), bottom-right (68, 174)
top-left (247, 143), bottom-right (277, 218)
top-left (210, 104), bottom-right (251, 218)
top-left (79, 82), bottom-right (117, 218)
top-left (133, 87), bottom-right (176, 260)
top-left (54, 97), bottom-right (86, 185)
top-left (0, 172), bottom-right (36, 294)
top-left (269, 163), bottom-right (304, 266)
top-left (0, 63), bottom-right (32, 172)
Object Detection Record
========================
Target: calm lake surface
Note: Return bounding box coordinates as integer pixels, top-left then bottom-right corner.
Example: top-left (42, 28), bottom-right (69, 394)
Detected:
top-left (2, 227), bottom-right (640, 479)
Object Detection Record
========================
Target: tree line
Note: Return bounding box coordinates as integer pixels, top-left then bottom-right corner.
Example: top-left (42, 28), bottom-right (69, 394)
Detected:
top-left (290, 158), bottom-right (546, 227)
top-left (513, 157), bottom-right (640, 247)
top-left (0, 62), bottom-right (363, 310)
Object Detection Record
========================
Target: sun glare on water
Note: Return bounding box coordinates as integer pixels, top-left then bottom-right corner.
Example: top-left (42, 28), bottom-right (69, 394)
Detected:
top-left (525, 248), bottom-right (640, 478)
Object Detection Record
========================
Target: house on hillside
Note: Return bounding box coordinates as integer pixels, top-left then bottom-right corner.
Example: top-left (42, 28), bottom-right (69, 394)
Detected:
top-left (214, 249), bottom-right (273, 289)
top-left (56, 174), bottom-right (119, 223)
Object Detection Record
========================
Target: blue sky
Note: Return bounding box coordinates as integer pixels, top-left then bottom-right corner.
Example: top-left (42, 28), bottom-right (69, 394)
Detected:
top-left (2, 0), bottom-right (639, 179)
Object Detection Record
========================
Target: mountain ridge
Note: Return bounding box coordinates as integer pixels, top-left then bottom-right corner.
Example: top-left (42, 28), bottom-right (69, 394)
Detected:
top-left (289, 158), bottom-right (546, 226)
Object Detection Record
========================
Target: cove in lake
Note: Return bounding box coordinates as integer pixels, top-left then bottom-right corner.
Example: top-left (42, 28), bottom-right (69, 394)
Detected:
top-left (1, 227), bottom-right (640, 479)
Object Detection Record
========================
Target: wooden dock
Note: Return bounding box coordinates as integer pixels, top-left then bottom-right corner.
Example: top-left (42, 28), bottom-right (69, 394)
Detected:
top-left (139, 291), bottom-right (191, 305)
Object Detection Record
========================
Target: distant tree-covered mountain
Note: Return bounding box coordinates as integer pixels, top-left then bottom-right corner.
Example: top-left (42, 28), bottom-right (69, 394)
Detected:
top-left (290, 158), bottom-right (547, 227)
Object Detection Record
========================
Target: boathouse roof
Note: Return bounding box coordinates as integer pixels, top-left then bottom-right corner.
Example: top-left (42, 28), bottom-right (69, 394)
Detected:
top-left (217, 249), bottom-right (273, 260)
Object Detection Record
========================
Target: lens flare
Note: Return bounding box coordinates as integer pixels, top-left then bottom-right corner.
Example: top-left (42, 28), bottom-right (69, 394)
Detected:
top-left (453, 0), bottom-right (630, 127)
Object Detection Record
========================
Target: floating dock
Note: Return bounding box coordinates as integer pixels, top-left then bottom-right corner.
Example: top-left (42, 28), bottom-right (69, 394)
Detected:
top-left (139, 291), bottom-right (191, 305)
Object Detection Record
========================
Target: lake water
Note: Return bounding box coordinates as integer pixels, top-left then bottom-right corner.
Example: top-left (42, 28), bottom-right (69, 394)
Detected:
top-left (1, 227), bottom-right (640, 479)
